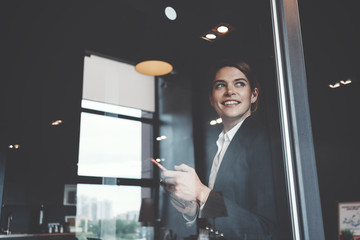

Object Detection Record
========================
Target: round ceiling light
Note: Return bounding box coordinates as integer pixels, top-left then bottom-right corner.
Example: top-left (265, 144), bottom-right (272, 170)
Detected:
top-left (217, 25), bottom-right (229, 33)
top-left (165, 6), bottom-right (177, 20)
top-left (135, 60), bottom-right (173, 76)
top-left (205, 33), bottom-right (217, 40)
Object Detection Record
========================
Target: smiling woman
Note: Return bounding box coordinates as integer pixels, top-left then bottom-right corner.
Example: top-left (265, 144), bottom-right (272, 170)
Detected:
top-left (210, 62), bottom-right (259, 132)
top-left (161, 59), bottom-right (279, 239)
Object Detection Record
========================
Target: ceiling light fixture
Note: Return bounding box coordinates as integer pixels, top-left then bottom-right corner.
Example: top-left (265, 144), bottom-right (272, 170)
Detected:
top-left (217, 25), bottom-right (229, 33)
top-left (9, 144), bottom-right (20, 149)
top-left (340, 79), bottom-right (352, 85)
top-left (135, 60), bottom-right (173, 76)
top-left (205, 33), bottom-right (217, 40)
top-left (329, 82), bottom-right (341, 88)
top-left (210, 118), bottom-right (222, 125)
top-left (51, 119), bottom-right (63, 126)
top-left (156, 135), bottom-right (167, 141)
top-left (201, 23), bottom-right (234, 42)
top-left (165, 6), bottom-right (177, 20)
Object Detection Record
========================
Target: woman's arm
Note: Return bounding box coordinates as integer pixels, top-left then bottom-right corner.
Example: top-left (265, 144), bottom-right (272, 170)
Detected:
top-left (200, 129), bottom-right (277, 239)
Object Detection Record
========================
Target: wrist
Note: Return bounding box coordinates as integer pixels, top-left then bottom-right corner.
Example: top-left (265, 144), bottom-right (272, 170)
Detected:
top-left (197, 185), bottom-right (211, 205)
top-left (183, 201), bottom-right (199, 220)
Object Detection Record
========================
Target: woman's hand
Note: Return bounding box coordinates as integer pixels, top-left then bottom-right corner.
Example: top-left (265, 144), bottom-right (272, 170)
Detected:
top-left (161, 164), bottom-right (211, 205)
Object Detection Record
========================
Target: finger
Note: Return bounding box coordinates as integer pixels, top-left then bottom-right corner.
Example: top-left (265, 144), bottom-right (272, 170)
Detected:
top-left (162, 177), bottom-right (177, 185)
top-left (161, 170), bottom-right (179, 178)
top-left (165, 184), bottom-right (175, 192)
top-left (160, 182), bottom-right (175, 193)
top-left (174, 164), bottom-right (194, 172)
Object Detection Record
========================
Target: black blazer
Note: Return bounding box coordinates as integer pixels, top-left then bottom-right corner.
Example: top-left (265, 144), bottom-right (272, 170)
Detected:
top-left (200, 116), bottom-right (277, 240)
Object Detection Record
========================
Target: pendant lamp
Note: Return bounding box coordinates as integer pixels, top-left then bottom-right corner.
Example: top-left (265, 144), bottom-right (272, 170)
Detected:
top-left (135, 19), bottom-right (174, 77)
top-left (135, 60), bottom-right (173, 76)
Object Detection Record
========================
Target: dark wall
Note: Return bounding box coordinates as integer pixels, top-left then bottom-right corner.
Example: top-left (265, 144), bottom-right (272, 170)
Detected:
top-left (156, 59), bottom-right (198, 239)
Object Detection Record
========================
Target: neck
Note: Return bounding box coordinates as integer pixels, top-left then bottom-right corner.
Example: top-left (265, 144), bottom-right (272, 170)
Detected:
top-left (223, 112), bottom-right (251, 132)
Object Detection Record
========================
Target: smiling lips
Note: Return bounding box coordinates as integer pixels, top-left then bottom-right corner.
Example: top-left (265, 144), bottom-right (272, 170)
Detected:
top-left (222, 100), bottom-right (240, 106)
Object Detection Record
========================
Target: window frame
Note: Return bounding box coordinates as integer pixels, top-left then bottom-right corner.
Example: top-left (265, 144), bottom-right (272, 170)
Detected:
top-left (76, 100), bottom-right (158, 187)
top-left (270, 0), bottom-right (325, 239)
top-left (73, 55), bottom-right (159, 239)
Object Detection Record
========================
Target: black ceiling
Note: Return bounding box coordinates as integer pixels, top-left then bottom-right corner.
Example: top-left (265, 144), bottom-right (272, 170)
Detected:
top-left (1, 0), bottom-right (359, 150)
top-left (0, 0), bottom-right (273, 144)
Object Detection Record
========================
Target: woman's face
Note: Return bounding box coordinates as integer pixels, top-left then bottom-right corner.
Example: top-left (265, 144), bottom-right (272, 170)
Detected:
top-left (210, 66), bottom-right (258, 129)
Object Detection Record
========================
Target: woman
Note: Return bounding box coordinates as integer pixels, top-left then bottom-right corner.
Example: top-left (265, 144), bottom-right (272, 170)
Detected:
top-left (162, 60), bottom-right (277, 239)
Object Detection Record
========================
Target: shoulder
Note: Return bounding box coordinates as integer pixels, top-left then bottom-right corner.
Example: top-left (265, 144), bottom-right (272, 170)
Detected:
top-left (239, 115), bottom-right (269, 140)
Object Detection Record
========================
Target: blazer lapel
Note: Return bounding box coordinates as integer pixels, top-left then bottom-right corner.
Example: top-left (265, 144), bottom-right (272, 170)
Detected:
top-left (212, 117), bottom-right (255, 190)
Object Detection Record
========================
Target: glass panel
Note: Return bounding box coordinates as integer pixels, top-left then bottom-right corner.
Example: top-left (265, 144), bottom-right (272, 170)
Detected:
top-left (75, 184), bottom-right (151, 240)
top-left (78, 112), bottom-right (142, 178)
top-left (1, 1), bottom-right (299, 239)
top-left (157, 5), bottom-right (294, 239)
top-left (299, 1), bottom-right (360, 239)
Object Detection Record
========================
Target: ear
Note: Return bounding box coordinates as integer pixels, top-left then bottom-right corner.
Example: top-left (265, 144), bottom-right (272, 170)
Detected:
top-left (251, 88), bottom-right (259, 103)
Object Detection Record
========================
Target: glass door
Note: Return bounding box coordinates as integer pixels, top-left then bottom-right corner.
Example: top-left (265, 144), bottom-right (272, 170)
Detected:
top-left (155, 0), bottom-right (324, 239)
top-left (0, 0), bottom-right (326, 239)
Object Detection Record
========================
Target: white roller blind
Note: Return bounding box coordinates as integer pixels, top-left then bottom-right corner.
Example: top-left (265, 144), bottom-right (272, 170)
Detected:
top-left (82, 55), bottom-right (155, 112)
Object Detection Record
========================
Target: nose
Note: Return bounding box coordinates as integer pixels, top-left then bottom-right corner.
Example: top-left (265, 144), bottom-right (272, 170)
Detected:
top-left (225, 85), bottom-right (235, 96)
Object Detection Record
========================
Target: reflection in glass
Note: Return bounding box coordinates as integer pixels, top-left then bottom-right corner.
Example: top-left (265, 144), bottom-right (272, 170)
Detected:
top-left (75, 184), bottom-right (146, 240)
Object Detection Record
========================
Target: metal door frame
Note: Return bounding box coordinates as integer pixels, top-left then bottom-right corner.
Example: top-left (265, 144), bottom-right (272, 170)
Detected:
top-left (270, 0), bottom-right (326, 239)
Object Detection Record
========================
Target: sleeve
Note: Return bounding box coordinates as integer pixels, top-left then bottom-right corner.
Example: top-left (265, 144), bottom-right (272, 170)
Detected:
top-left (199, 129), bottom-right (277, 239)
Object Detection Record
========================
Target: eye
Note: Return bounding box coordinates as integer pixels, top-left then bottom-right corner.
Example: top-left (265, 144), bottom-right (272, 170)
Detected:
top-left (235, 81), bottom-right (246, 87)
top-left (215, 83), bottom-right (226, 88)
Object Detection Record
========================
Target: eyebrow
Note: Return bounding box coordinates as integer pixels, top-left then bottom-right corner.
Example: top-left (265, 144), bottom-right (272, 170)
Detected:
top-left (213, 78), bottom-right (248, 84)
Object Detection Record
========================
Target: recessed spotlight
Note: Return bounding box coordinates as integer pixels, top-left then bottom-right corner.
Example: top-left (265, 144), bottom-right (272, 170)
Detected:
top-left (165, 6), bottom-right (177, 20)
top-left (210, 118), bottom-right (223, 126)
top-left (329, 82), bottom-right (341, 88)
top-left (205, 33), bottom-right (216, 40)
top-left (340, 79), bottom-right (352, 85)
top-left (9, 144), bottom-right (21, 149)
top-left (201, 23), bottom-right (234, 42)
top-left (51, 119), bottom-right (63, 126)
top-left (156, 136), bottom-right (167, 141)
top-left (210, 120), bottom-right (217, 125)
top-left (217, 26), bottom-right (229, 33)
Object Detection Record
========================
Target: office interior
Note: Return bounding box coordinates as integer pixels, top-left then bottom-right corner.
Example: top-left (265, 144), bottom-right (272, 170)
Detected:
top-left (0, 0), bottom-right (359, 239)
